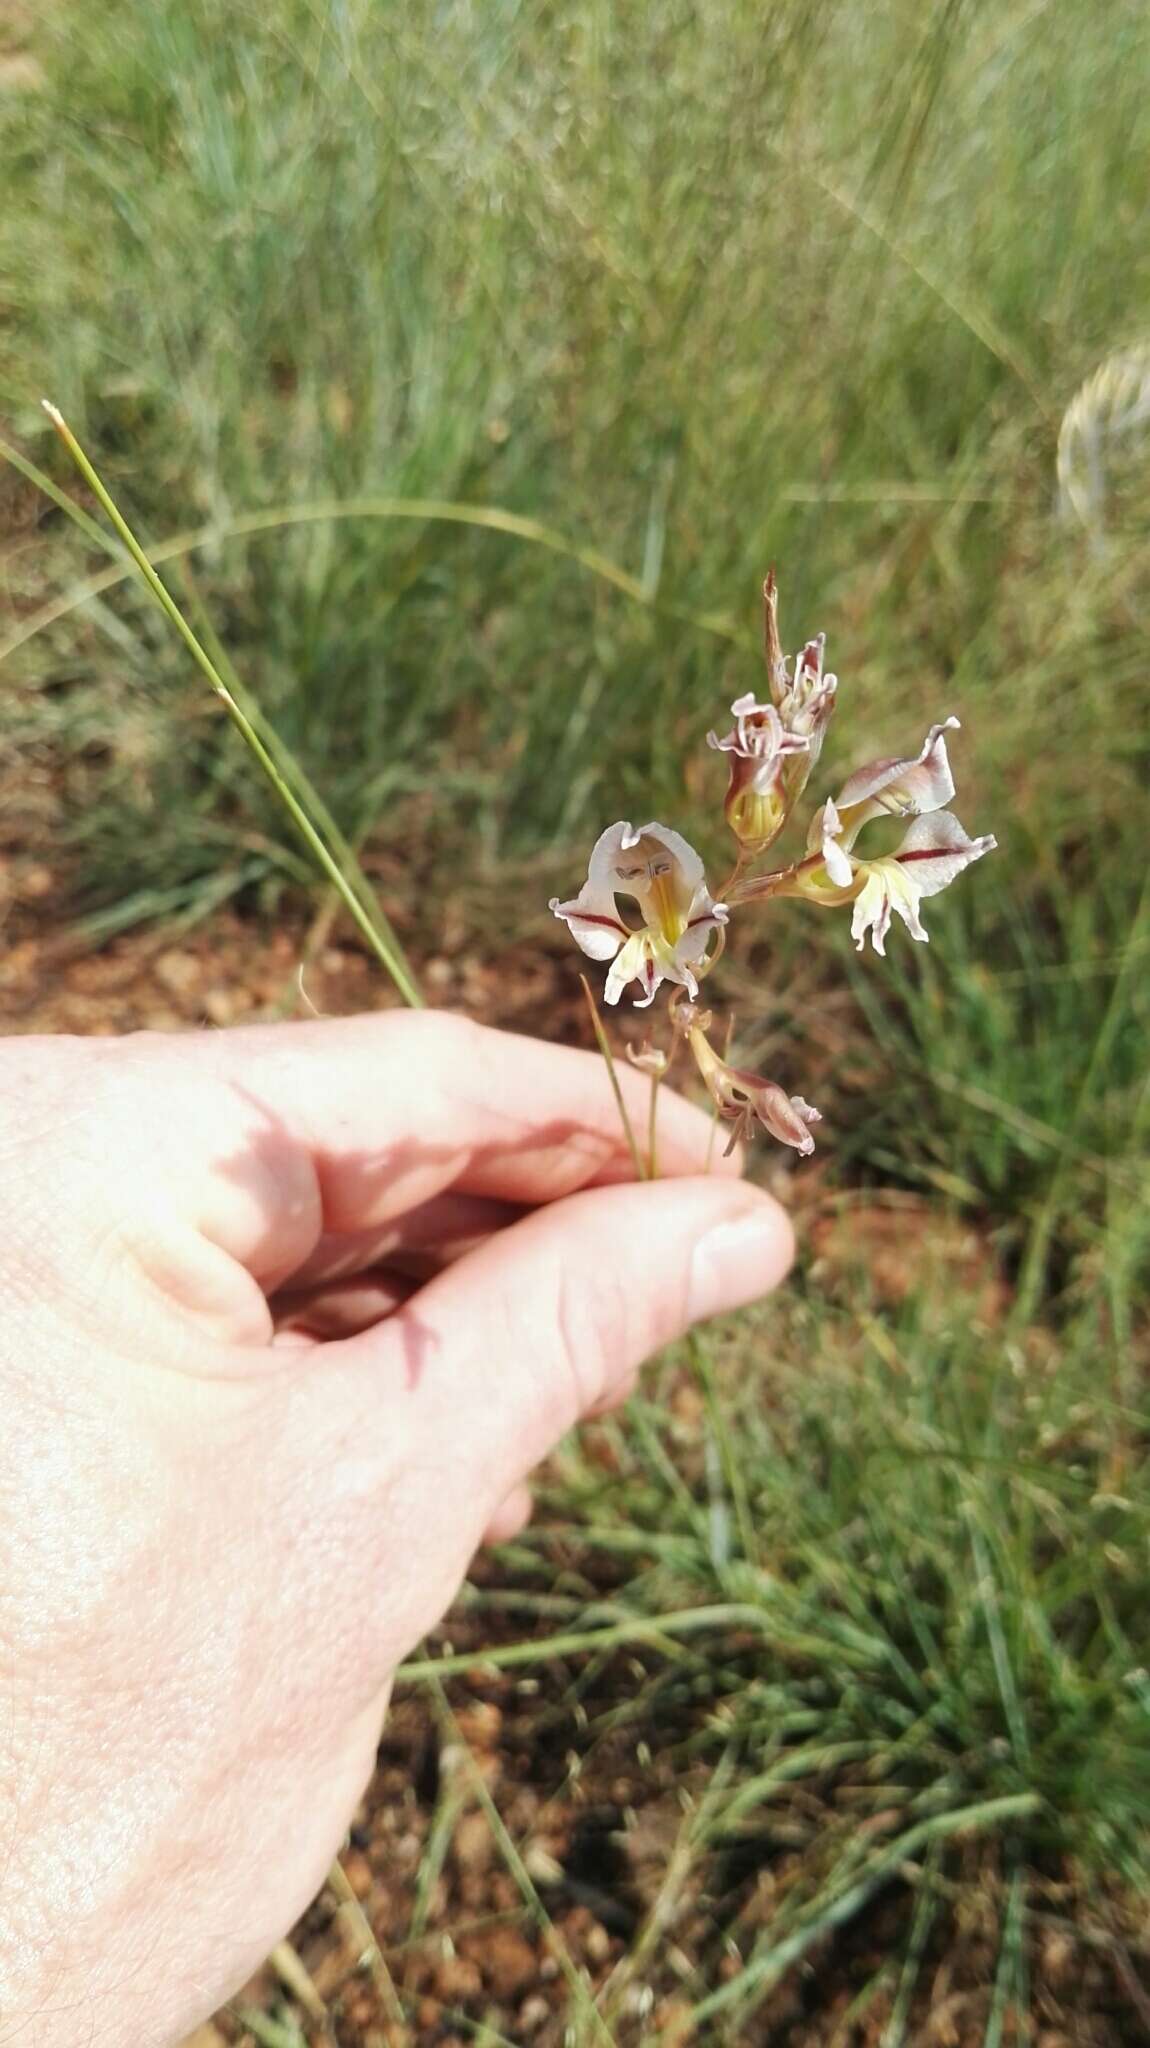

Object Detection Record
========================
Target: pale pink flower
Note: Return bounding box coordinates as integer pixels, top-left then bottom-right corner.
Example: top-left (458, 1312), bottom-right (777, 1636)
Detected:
top-left (811, 716), bottom-right (962, 871)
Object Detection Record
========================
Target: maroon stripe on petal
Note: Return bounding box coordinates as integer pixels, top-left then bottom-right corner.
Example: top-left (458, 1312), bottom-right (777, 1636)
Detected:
top-left (566, 911), bottom-right (629, 932)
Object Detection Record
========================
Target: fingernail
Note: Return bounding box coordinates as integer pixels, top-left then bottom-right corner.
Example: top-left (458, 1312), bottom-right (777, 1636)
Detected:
top-left (687, 1202), bottom-right (793, 1325)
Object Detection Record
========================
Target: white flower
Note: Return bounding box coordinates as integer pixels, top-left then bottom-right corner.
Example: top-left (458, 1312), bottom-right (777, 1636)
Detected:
top-left (848, 812), bottom-right (997, 956)
top-left (550, 821), bottom-right (728, 1008)
top-left (740, 714), bottom-right (996, 953)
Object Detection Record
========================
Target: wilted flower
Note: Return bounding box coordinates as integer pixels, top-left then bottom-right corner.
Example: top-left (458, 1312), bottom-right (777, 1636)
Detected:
top-left (685, 1010), bottom-right (821, 1157)
top-left (626, 1041), bottom-right (670, 1077)
top-left (754, 717), bottom-right (996, 953)
top-left (550, 821), bottom-right (728, 1008)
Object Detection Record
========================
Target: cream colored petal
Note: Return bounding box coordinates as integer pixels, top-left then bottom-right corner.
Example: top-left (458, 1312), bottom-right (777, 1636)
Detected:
top-left (549, 895), bottom-right (627, 961)
top-left (603, 931), bottom-right (650, 1006)
top-left (674, 917), bottom-right (720, 970)
top-left (850, 869), bottom-right (895, 955)
top-left (893, 811), bottom-right (997, 897)
top-left (584, 820), bottom-right (639, 902)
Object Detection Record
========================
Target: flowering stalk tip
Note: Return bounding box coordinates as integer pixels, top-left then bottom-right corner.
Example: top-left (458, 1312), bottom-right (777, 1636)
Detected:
top-left (706, 581), bottom-right (839, 855)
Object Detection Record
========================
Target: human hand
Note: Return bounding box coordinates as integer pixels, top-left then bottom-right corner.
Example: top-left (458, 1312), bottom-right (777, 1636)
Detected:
top-left (0, 1011), bottom-right (792, 2045)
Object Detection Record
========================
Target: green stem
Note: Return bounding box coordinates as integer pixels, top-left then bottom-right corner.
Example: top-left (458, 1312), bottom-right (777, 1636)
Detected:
top-left (175, 556), bottom-right (392, 945)
top-left (579, 973), bottom-right (648, 1181)
top-left (646, 1068), bottom-right (660, 1178)
top-left (41, 403), bottom-right (423, 1009)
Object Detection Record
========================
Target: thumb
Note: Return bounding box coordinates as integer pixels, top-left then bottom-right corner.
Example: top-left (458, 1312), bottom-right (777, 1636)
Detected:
top-left (366, 1174), bottom-right (793, 1530)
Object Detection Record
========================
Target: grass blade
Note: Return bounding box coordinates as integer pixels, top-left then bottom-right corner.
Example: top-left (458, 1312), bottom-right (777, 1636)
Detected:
top-left (40, 403), bottom-right (423, 1009)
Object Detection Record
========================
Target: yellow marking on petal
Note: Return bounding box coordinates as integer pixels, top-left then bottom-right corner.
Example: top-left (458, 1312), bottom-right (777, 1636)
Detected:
top-left (647, 868), bottom-right (687, 944)
top-left (792, 859), bottom-right (862, 906)
top-left (728, 785), bottom-right (787, 850)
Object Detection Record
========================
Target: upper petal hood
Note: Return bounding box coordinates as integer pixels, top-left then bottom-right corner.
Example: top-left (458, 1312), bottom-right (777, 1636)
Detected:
top-left (834, 717), bottom-right (960, 819)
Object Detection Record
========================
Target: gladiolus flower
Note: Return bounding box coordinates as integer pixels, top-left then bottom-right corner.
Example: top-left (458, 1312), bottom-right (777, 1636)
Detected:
top-left (805, 716), bottom-right (995, 952)
top-left (845, 812), bottom-right (997, 955)
top-left (732, 714), bottom-right (996, 953)
top-left (812, 716), bottom-right (962, 870)
top-left (550, 821), bottom-right (728, 1008)
top-left (546, 570), bottom-right (998, 1169)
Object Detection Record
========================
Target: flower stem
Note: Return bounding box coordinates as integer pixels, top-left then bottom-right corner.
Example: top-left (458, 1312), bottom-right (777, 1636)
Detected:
top-left (579, 975), bottom-right (648, 1181)
top-left (716, 850), bottom-right (748, 900)
top-left (727, 861), bottom-right (799, 905)
top-left (646, 1069), bottom-right (660, 1179)
top-left (40, 402), bottom-right (423, 1009)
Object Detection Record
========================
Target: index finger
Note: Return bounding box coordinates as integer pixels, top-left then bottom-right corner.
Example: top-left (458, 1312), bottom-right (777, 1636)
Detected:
top-left (191, 1008), bottom-right (736, 1234)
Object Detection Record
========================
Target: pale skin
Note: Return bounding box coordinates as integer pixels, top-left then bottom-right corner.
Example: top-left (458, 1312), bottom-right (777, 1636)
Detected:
top-left (0, 1010), bottom-right (793, 2047)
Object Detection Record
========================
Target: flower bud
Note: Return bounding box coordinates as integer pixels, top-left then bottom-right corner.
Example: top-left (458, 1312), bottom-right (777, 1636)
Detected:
top-left (706, 696), bottom-right (809, 854)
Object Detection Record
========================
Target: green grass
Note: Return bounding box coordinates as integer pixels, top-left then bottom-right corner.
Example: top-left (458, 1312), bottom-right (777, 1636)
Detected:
top-left (400, 1270), bottom-right (1147, 2037)
top-left (1, 0), bottom-right (1148, 2036)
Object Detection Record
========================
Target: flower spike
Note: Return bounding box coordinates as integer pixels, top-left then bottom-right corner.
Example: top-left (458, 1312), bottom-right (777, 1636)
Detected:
top-left (550, 571), bottom-right (997, 1162)
top-left (706, 695), bottom-right (809, 852)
